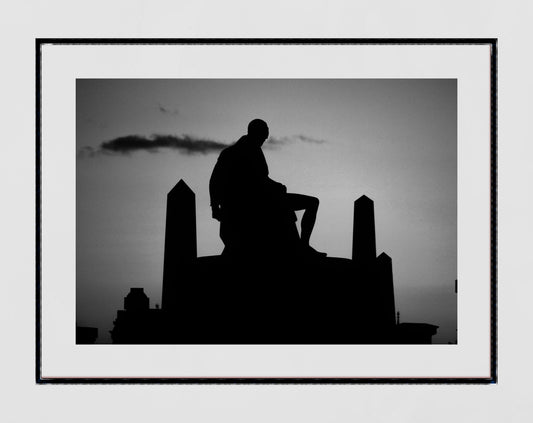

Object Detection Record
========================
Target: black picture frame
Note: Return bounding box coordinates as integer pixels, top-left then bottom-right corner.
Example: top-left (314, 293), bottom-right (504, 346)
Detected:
top-left (36, 38), bottom-right (497, 384)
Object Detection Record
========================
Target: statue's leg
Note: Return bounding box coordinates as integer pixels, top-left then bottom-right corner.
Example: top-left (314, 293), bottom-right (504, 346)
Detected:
top-left (286, 193), bottom-right (319, 246)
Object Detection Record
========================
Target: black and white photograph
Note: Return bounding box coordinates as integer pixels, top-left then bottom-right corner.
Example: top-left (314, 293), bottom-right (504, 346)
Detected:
top-left (76, 79), bottom-right (457, 346)
top-left (37, 40), bottom-right (494, 382)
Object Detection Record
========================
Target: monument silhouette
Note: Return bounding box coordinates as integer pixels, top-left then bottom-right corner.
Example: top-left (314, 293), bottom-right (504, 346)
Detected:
top-left (208, 119), bottom-right (325, 259)
top-left (161, 180), bottom-right (197, 310)
top-left (111, 180), bottom-right (438, 344)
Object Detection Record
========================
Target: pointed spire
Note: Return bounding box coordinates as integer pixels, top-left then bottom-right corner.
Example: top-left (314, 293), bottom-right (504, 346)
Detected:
top-left (377, 252), bottom-right (391, 262)
top-left (168, 179), bottom-right (194, 196)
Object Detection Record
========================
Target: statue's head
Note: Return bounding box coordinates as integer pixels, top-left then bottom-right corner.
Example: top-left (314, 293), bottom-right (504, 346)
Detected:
top-left (247, 119), bottom-right (269, 146)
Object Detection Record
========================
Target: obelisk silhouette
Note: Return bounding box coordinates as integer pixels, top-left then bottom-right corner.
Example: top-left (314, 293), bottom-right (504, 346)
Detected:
top-left (352, 195), bottom-right (377, 264)
top-left (161, 179), bottom-right (197, 310)
top-left (353, 195), bottom-right (396, 331)
top-left (375, 252), bottom-right (396, 328)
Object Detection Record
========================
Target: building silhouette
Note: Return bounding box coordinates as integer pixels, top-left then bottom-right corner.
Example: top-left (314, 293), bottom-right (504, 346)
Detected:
top-left (111, 288), bottom-right (165, 344)
top-left (111, 179), bottom-right (438, 344)
top-left (76, 326), bottom-right (98, 344)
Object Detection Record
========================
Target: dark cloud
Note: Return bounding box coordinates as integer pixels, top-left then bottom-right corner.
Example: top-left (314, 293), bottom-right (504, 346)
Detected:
top-left (77, 146), bottom-right (97, 158)
top-left (266, 134), bottom-right (326, 149)
top-left (89, 134), bottom-right (229, 156)
top-left (265, 136), bottom-right (291, 148)
top-left (294, 134), bottom-right (326, 144)
top-left (79, 132), bottom-right (326, 158)
top-left (158, 103), bottom-right (179, 116)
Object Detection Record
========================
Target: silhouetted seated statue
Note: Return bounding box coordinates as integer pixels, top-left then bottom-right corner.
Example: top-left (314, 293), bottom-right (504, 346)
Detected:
top-left (209, 119), bottom-right (326, 259)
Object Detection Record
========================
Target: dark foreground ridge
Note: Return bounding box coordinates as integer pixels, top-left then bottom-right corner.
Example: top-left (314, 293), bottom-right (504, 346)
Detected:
top-left (109, 180), bottom-right (438, 345)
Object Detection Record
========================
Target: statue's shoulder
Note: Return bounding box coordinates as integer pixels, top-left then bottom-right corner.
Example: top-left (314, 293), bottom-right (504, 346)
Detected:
top-left (220, 136), bottom-right (246, 159)
top-left (219, 144), bottom-right (234, 160)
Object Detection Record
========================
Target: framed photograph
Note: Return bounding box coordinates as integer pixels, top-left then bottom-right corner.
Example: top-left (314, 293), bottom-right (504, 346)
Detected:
top-left (37, 38), bottom-right (496, 383)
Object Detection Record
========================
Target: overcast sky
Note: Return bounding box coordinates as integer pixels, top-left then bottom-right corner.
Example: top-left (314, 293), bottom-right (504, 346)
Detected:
top-left (76, 79), bottom-right (457, 343)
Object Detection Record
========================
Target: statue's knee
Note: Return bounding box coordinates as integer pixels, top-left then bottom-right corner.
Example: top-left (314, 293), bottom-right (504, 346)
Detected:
top-left (310, 196), bottom-right (319, 210)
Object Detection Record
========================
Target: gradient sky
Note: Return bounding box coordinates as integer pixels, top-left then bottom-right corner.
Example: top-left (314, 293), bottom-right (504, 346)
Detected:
top-left (76, 79), bottom-right (457, 344)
